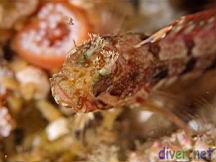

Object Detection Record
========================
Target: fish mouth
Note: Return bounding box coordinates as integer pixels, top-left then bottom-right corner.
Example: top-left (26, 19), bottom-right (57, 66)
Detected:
top-left (50, 72), bottom-right (99, 113)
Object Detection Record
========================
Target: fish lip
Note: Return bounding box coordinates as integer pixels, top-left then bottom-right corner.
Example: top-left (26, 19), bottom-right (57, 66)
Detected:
top-left (50, 73), bottom-right (100, 113)
top-left (50, 76), bottom-right (73, 108)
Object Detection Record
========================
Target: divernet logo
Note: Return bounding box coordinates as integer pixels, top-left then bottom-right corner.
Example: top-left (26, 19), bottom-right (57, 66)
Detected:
top-left (158, 146), bottom-right (215, 161)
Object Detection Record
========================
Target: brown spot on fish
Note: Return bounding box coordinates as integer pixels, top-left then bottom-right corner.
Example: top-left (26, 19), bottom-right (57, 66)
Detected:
top-left (149, 43), bottom-right (160, 58)
top-left (93, 76), bottom-right (112, 97)
top-left (180, 57), bottom-right (196, 75)
top-left (152, 67), bottom-right (168, 81)
top-left (205, 57), bottom-right (216, 71)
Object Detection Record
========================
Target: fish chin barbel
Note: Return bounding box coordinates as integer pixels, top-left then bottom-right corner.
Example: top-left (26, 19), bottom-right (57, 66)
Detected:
top-left (51, 9), bottom-right (216, 113)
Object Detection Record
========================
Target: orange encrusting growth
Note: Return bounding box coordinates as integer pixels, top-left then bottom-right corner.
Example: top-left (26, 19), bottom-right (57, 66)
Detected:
top-left (13, 2), bottom-right (91, 70)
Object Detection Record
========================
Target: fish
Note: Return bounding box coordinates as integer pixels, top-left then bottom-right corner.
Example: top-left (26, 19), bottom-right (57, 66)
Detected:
top-left (50, 9), bottom-right (216, 114)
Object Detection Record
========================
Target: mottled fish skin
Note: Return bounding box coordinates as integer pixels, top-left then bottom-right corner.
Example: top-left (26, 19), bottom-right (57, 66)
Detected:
top-left (51, 9), bottom-right (216, 113)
